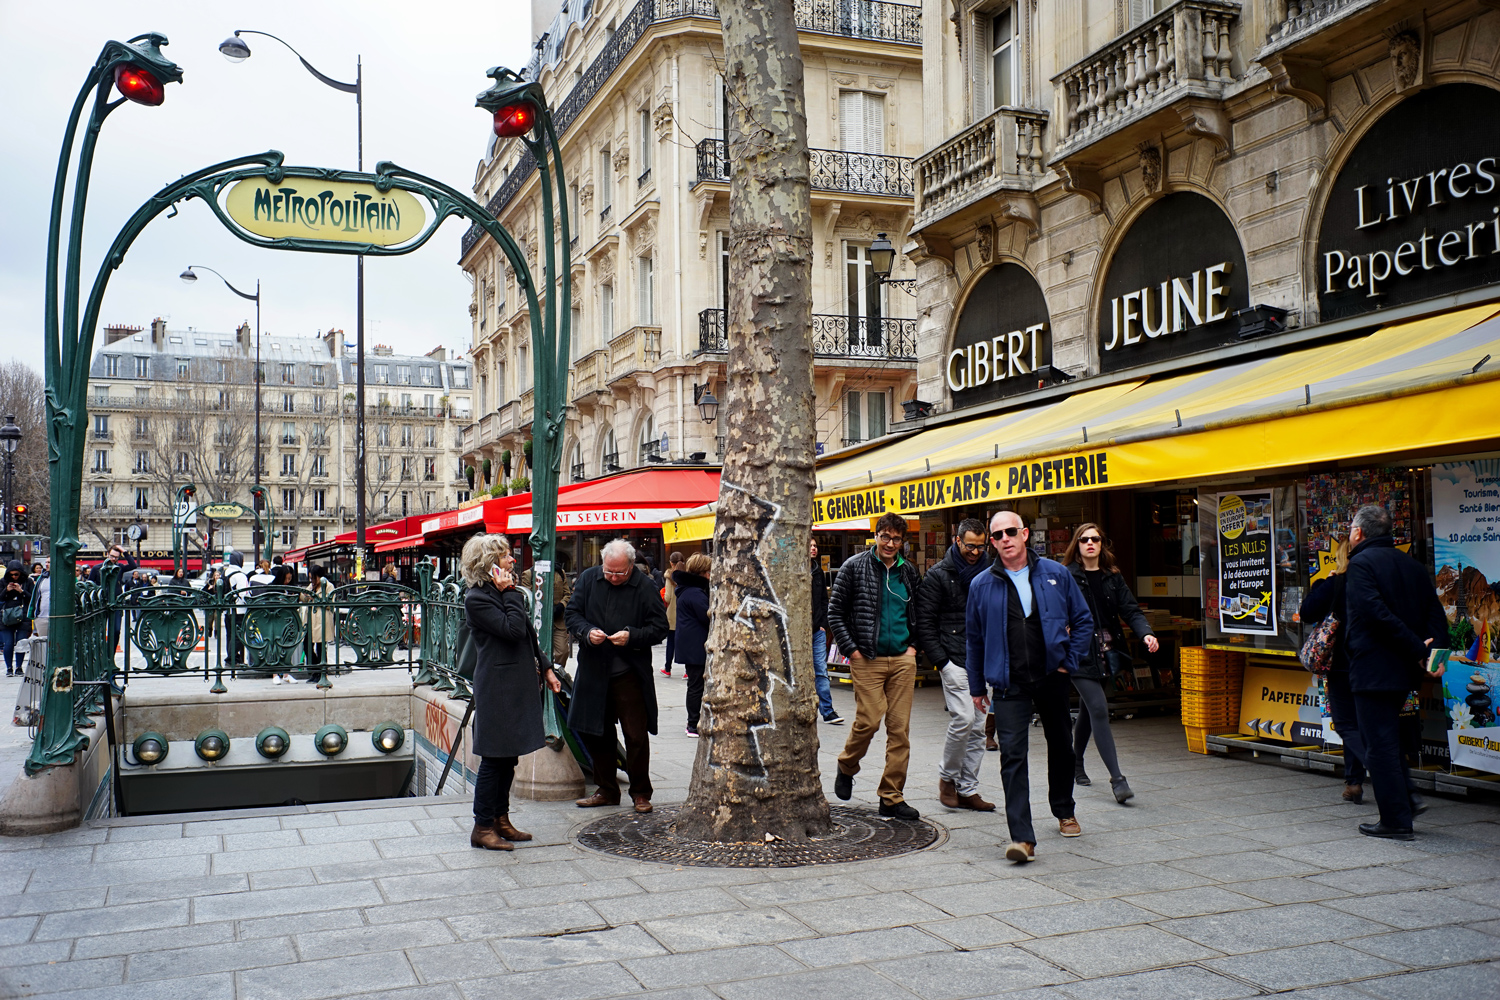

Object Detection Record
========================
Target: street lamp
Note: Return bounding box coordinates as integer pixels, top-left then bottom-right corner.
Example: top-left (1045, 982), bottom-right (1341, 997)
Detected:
top-left (0, 415), bottom-right (19, 536)
top-left (692, 384), bottom-right (719, 424)
top-left (221, 28), bottom-right (367, 577)
top-left (869, 233), bottom-right (916, 296)
top-left (181, 266), bottom-right (263, 556)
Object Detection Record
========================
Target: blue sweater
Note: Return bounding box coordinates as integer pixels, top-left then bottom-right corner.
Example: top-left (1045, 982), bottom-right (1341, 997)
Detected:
top-left (964, 552), bottom-right (1095, 695)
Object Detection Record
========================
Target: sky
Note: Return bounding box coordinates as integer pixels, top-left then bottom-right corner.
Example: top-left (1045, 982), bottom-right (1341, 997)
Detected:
top-left (0, 0), bottom-right (532, 374)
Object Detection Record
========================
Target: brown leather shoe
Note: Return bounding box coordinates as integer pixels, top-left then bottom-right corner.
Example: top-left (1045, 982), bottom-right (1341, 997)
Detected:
top-left (984, 713), bottom-right (998, 752)
top-left (576, 792), bottom-right (621, 808)
top-left (1005, 841), bottom-right (1035, 863)
top-left (1059, 817), bottom-right (1082, 837)
top-left (633, 795), bottom-right (653, 814)
top-left (957, 793), bottom-right (996, 812)
top-left (939, 778), bottom-right (959, 808)
top-left (470, 823), bottom-right (514, 851)
top-left (494, 815), bottom-right (533, 841)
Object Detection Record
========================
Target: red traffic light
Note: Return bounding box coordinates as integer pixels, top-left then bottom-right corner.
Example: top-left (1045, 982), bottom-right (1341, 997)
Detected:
top-left (115, 65), bottom-right (165, 107)
top-left (493, 103), bottom-right (538, 138)
top-left (13, 505), bottom-right (26, 514)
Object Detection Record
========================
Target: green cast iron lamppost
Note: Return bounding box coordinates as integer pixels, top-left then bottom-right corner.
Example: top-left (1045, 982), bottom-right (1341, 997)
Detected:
top-left (475, 69), bottom-right (572, 649)
top-left (34, 34), bottom-right (184, 773)
top-left (219, 29), bottom-right (370, 577)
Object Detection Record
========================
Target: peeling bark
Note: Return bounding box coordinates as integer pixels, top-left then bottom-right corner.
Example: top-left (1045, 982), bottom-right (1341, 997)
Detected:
top-left (676, 0), bottom-right (831, 843)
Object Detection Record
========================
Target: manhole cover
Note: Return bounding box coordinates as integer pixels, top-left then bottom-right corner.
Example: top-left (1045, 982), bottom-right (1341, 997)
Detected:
top-left (575, 804), bottom-right (943, 868)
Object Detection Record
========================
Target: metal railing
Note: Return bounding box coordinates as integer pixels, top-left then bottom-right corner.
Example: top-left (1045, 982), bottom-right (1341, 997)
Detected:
top-left (916, 106), bottom-right (1049, 226)
top-left (697, 308), bottom-right (916, 360)
top-left (696, 139), bottom-right (916, 198)
top-left (1053, 0), bottom-right (1240, 156)
top-left (462, 0), bottom-right (921, 257)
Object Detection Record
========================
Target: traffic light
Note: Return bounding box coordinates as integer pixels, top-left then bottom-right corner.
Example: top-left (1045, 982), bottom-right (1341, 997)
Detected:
top-left (13, 504), bottom-right (27, 534)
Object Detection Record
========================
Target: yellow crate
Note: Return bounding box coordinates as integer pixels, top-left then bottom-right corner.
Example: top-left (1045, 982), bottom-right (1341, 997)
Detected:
top-left (1184, 725), bottom-right (1212, 754)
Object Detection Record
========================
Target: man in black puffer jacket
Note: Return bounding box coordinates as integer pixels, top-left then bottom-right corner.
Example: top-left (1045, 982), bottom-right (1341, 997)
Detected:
top-left (828, 512), bottom-right (922, 820)
top-left (1345, 504), bottom-right (1447, 841)
top-left (915, 518), bottom-right (994, 811)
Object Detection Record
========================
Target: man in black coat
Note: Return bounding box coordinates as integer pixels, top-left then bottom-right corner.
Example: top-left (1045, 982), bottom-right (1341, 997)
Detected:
top-left (565, 538), bottom-right (669, 812)
top-left (915, 518), bottom-right (994, 811)
top-left (89, 544), bottom-right (138, 661)
top-left (828, 512), bottom-right (922, 820)
top-left (1345, 504), bottom-right (1448, 840)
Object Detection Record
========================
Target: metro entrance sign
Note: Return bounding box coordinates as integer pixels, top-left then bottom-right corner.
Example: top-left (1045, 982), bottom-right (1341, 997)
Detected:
top-left (35, 37), bottom-right (571, 774)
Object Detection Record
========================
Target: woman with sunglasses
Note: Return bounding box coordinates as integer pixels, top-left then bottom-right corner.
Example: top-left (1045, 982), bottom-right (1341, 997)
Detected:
top-left (1061, 523), bottom-right (1158, 803)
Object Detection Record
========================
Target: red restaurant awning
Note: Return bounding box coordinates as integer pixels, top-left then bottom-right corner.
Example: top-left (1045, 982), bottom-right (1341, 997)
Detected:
top-left (505, 468), bottom-right (722, 532)
top-left (374, 533), bottom-right (424, 553)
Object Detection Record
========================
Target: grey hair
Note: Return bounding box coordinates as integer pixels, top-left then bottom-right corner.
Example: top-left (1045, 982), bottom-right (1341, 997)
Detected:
top-left (1351, 504), bottom-right (1392, 539)
top-left (956, 517), bottom-right (987, 538)
top-left (601, 538), bottom-right (636, 564)
top-left (459, 534), bottom-right (511, 587)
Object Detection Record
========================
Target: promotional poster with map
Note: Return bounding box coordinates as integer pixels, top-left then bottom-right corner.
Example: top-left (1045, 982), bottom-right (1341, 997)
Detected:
top-left (1432, 460), bottom-right (1500, 772)
top-left (1217, 492), bottom-right (1277, 635)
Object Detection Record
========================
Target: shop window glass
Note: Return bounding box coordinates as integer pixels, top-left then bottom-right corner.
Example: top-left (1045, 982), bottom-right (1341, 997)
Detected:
top-left (1197, 483), bottom-right (1304, 656)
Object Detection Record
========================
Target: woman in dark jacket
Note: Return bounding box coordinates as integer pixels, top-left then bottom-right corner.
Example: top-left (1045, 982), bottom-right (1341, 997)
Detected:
top-left (1299, 541), bottom-right (1366, 803)
top-left (673, 552), bottom-right (712, 736)
top-left (461, 534), bottom-right (561, 850)
top-left (1062, 525), bottom-right (1158, 803)
top-left (1, 560), bottom-right (34, 676)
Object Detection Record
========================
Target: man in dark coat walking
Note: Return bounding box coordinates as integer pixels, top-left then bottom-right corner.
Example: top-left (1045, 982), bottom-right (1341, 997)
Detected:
top-left (566, 538), bottom-right (669, 812)
top-left (1345, 504), bottom-right (1448, 840)
top-left (916, 517), bottom-right (994, 811)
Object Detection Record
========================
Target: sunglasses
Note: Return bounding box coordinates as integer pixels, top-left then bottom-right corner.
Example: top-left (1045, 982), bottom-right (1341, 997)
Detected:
top-left (1079, 536), bottom-right (1102, 545)
top-left (993, 526), bottom-right (1022, 538)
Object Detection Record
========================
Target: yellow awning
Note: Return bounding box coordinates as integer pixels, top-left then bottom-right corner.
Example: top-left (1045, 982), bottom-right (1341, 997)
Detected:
top-left (813, 303), bottom-right (1500, 524)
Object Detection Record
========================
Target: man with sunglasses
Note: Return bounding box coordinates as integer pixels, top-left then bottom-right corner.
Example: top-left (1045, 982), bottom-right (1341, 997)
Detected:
top-left (828, 512), bottom-right (922, 819)
top-left (967, 510), bottom-right (1094, 862)
top-left (916, 517), bottom-right (995, 811)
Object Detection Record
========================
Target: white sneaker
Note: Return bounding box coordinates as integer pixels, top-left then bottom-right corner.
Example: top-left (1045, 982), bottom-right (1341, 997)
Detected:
top-left (271, 675), bottom-right (282, 685)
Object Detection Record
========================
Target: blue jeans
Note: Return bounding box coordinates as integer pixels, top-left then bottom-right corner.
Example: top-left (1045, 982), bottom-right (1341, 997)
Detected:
top-left (812, 628), bottom-right (834, 719)
top-left (0, 626), bottom-right (29, 672)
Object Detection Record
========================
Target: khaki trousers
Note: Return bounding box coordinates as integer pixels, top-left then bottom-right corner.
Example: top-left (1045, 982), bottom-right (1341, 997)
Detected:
top-left (837, 652), bottom-right (916, 804)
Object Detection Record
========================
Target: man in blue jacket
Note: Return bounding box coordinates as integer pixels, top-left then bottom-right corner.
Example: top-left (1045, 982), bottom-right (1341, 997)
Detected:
top-left (1345, 504), bottom-right (1447, 841)
top-left (967, 510), bottom-right (1094, 862)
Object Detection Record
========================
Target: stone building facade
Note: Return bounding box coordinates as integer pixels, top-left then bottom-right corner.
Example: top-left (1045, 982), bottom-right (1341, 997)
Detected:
top-left (84, 320), bottom-right (473, 561)
top-left (459, 0), bottom-right (925, 490)
top-left (909, 0), bottom-right (1500, 412)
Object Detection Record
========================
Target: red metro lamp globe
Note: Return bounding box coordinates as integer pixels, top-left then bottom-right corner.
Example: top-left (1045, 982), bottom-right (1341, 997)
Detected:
top-left (492, 103), bottom-right (537, 138)
top-left (115, 65), bottom-right (165, 106)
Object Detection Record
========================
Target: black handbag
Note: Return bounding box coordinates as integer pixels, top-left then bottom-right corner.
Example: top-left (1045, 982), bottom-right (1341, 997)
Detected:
top-left (454, 622), bottom-right (477, 681)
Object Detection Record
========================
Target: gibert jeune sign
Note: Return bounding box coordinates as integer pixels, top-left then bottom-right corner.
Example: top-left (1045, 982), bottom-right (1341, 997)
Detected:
top-left (1098, 192), bottom-right (1249, 373)
top-left (1318, 84), bottom-right (1500, 320)
top-left (946, 263), bottom-right (1052, 405)
top-left (225, 177), bottom-right (425, 247)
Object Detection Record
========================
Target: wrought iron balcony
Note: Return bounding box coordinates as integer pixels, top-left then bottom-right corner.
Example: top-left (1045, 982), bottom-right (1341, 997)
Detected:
top-left (462, 0), bottom-right (921, 258)
top-left (697, 308), bottom-right (916, 361)
top-left (915, 107), bottom-right (1049, 230)
top-left (695, 139), bottom-right (915, 198)
top-left (1052, 1), bottom-right (1240, 169)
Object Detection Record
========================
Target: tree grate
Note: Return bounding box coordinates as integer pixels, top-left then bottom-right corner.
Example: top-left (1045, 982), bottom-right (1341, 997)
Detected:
top-left (575, 805), bottom-right (943, 868)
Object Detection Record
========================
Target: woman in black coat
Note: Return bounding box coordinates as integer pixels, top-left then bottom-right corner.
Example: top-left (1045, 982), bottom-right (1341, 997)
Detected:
top-left (1299, 541), bottom-right (1367, 803)
top-left (1, 560), bottom-right (34, 677)
top-left (1062, 525), bottom-right (1158, 804)
top-left (461, 534), bottom-right (561, 851)
top-left (672, 553), bottom-right (712, 736)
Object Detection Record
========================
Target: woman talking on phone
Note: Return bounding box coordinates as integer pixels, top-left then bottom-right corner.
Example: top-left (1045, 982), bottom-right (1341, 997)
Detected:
top-left (461, 534), bottom-right (562, 851)
top-left (1061, 524), bottom-right (1158, 804)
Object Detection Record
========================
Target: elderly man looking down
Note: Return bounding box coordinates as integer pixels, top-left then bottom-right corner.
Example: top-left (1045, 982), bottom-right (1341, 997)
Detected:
top-left (566, 538), bottom-right (669, 813)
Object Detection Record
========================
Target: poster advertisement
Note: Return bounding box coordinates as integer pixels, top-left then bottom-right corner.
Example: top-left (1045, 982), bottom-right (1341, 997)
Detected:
top-left (1432, 460), bottom-right (1500, 771)
top-left (1238, 665), bottom-right (1325, 743)
top-left (1217, 492), bottom-right (1277, 635)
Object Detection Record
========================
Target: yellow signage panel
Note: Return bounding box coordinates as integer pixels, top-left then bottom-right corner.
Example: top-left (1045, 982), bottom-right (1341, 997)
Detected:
top-left (225, 177), bottom-right (425, 246)
top-left (1238, 664), bottom-right (1325, 743)
top-left (200, 503), bottom-right (246, 520)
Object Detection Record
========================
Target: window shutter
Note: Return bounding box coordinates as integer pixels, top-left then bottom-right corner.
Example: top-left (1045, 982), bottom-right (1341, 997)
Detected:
top-left (845, 391), bottom-right (862, 442)
top-left (839, 91), bottom-right (861, 152)
top-left (864, 94), bottom-right (884, 155)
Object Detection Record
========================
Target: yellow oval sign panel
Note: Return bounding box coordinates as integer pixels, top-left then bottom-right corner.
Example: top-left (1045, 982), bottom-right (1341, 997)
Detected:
top-left (225, 177), bottom-right (425, 247)
top-left (200, 503), bottom-right (246, 520)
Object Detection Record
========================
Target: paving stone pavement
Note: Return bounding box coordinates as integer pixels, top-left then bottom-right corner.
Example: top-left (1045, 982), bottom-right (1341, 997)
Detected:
top-left (1, 658), bottom-right (1498, 999)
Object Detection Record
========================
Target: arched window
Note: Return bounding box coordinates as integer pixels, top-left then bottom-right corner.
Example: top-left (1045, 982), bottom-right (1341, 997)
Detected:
top-left (569, 442), bottom-right (585, 483)
top-left (637, 415), bottom-right (658, 464)
top-left (599, 427), bottom-right (619, 473)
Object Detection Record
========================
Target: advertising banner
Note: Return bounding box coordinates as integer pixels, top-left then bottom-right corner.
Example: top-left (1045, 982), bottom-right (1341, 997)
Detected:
top-left (1239, 664), bottom-right (1325, 743)
top-left (1432, 460), bottom-right (1500, 771)
top-left (1217, 492), bottom-right (1277, 635)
